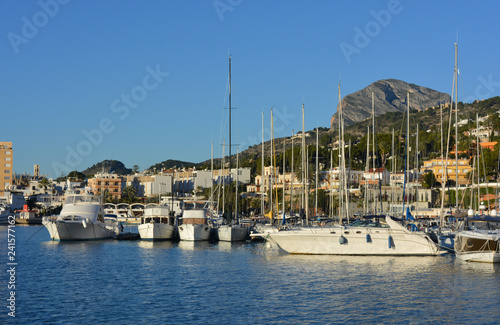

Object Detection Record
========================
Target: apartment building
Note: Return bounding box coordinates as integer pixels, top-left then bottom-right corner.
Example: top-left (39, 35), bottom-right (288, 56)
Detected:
top-left (87, 172), bottom-right (122, 199)
top-left (0, 142), bottom-right (13, 197)
top-left (421, 157), bottom-right (471, 186)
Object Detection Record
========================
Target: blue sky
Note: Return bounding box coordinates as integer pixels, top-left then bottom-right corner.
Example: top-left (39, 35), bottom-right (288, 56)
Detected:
top-left (1, 0), bottom-right (499, 178)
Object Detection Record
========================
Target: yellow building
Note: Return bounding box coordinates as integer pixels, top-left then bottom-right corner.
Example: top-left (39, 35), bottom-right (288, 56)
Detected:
top-left (0, 142), bottom-right (13, 196)
top-left (421, 157), bottom-right (471, 185)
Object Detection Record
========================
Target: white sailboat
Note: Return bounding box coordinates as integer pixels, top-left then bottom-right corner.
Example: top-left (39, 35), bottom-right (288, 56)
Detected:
top-left (138, 205), bottom-right (176, 241)
top-left (217, 56), bottom-right (248, 242)
top-left (42, 193), bottom-right (121, 241)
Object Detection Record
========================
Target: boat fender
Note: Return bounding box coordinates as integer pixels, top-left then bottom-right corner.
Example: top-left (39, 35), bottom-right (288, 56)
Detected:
top-left (366, 234), bottom-right (372, 243)
top-left (339, 236), bottom-right (347, 245)
top-left (388, 235), bottom-right (394, 248)
top-left (82, 219), bottom-right (87, 228)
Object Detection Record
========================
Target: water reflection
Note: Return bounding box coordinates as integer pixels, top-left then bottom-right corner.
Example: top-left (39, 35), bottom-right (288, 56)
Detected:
top-left (136, 240), bottom-right (175, 250)
top-left (177, 240), bottom-right (211, 251)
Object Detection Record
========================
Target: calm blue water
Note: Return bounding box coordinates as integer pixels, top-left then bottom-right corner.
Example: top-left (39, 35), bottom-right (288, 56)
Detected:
top-left (1, 225), bottom-right (499, 324)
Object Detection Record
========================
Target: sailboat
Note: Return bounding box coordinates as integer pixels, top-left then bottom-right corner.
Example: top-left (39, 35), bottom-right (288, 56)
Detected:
top-left (217, 56), bottom-right (248, 242)
top-left (265, 82), bottom-right (442, 256)
top-left (454, 113), bottom-right (500, 262)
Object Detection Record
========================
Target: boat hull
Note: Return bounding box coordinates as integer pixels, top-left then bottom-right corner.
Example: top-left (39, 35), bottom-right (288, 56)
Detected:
top-left (455, 232), bottom-right (500, 263)
top-left (42, 218), bottom-right (114, 241)
top-left (178, 224), bottom-right (211, 241)
top-left (217, 225), bottom-right (248, 242)
top-left (268, 226), bottom-right (440, 256)
top-left (138, 223), bottom-right (175, 241)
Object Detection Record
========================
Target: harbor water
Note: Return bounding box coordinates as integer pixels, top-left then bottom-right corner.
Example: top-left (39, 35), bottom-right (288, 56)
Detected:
top-left (1, 225), bottom-right (499, 324)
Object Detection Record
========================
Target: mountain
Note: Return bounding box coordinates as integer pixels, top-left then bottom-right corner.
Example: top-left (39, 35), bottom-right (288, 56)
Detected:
top-left (147, 159), bottom-right (200, 172)
top-left (82, 160), bottom-right (132, 176)
top-left (330, 79), bottom-right (451, 129)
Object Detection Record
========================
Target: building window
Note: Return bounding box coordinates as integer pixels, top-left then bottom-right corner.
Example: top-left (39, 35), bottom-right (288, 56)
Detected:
top-left (5, 157), bottom-right (11, 161)
top-left (4, 170), bottom-right (9, 174)
top-left (5, 151), bottom-right (11, 155)
top-left (4, 176), bottom-right (10, 180)
top-left (4, 164), bottom-right (10, 167)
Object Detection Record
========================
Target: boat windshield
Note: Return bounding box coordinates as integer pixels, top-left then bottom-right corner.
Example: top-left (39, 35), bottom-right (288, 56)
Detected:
top-left (466, 221), bottom-right (500, 231)
top-left (65, 195), bottom-right (101, 205)
top-left (349, 219), bottom-right (390, 228)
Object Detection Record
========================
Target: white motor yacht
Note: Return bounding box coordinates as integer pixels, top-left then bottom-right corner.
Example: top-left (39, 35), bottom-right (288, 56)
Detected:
top-left (217, 223), bottom-right (248, 242)
top-left (178, 209), bottom-right (211, 241)
top-left (454, 216), bottom-right (500, 263)
top-left (42, 194), bottom-right (121, 241)
top-left (138, 205), bottom-right (176, 241)
top-left (264, 216), bottom-right (442, 256)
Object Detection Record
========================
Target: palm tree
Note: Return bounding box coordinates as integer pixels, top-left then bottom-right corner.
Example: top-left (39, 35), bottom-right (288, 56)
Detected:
top-left (38, 177), bottom-right (51, 194)
top-left (101, 189), bottom-right (112, 203)
top-left (122, 185), bottom-right (137, 204)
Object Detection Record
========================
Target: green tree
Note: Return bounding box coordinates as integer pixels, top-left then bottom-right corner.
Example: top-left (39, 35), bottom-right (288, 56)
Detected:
top-left (38, 177), bottom-right (51, 194)
top-left (422, 172), bottom-right (437, 189)
top-left (122, 185), bottom-right (137, 203)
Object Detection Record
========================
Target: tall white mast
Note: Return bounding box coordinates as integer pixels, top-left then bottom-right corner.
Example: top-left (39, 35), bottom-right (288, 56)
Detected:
top-left (302, 103), bottom-right (307, 224)
top-left (270, 109), bottom-right (274, 221)
top-left (454, 43), bottom-right (459, 211)
top-left (366, 125), bottom-right (370, 215)
top-left (315, 126), bottom-right (319, 216)
top-left (391, 128), bottom-right (395, 212)
top-left (283, 135), bottom-right (286, 220)
top-left (236, 148), bottom-right (239, 221)
top-left (291, 130), bottom-right (294, 215)
top-left (261, 112), bottom-right (265, 216)
top-left (372, 92), bottom-right (376, 214)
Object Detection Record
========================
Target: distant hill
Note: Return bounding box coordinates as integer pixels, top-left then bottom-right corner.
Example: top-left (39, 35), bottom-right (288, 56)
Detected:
top-left (82, 160), bottom-right (132, 176)
top-left (330, 79), bottom-right (451, 129)
top-left (147, 159), bottom-right (200, 172)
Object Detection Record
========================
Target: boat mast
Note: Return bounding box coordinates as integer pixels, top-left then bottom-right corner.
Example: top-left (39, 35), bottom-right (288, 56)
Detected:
top-left (454, 43), bottom-right (459, 211)
top-left (236, 148), bottom-right (239, 221)
top-left (315, 126), bottom-right (319, 216)
top-left (372, 92), bottom-right (376, 214)
top-left (261, 112), bottom-right (265, 216)
top-left (391, 128), bottom-right (395, 213)
top-left (402, 92), bottom-right (409, 218)
top-left (477, 113), bottom-right (480, 213)
top-left (211, 141), bottom-right (214, 214)
top-left (416, 124), bottom-right (419, 218)
top-left (283, 134), bottom-right (286, 223)
top-left (228, 55), bottom-right (233, 223)
top-left (291, 130), bottom-right (294, 216)
top-left (302, 103), bottom-right (307, 224)
top-left (366, 125), bottom-right (370, 215)
top-left (338, 83), bottom-right (343, 222)
top-left (270, 109), bottom-right (274, 222)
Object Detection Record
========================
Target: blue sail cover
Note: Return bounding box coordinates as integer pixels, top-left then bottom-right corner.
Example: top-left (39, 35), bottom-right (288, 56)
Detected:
top-left (282, 212), bottom-right (286, 225)
top-left (405, 207), bottom-right (415, 221)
